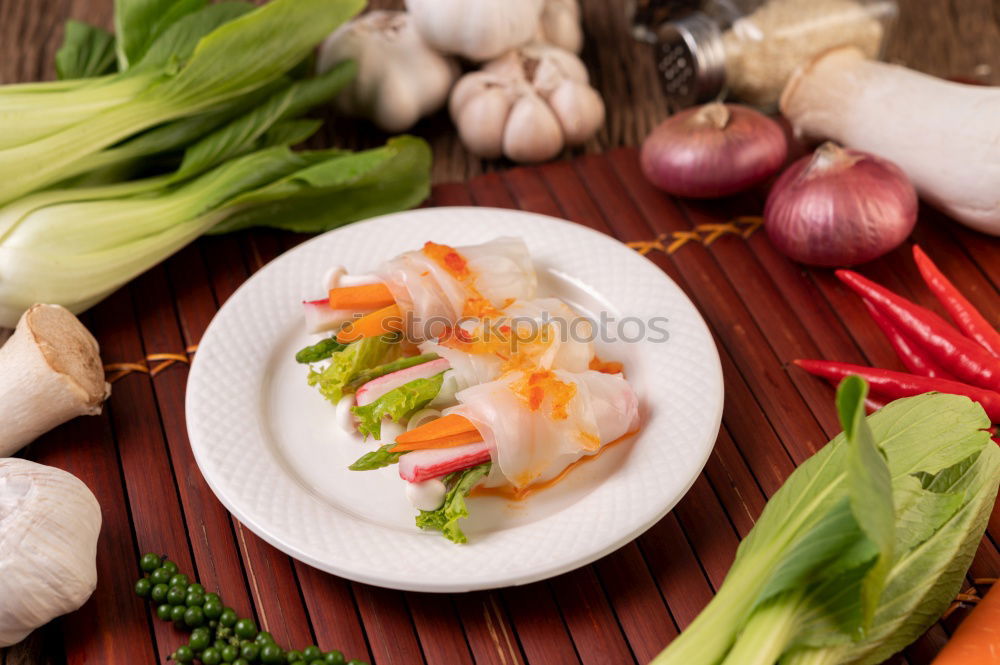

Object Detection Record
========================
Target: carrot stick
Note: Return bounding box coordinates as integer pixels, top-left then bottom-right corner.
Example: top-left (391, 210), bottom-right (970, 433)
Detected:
top-left (913, 245), bottom-right (1000, 359)
top-left (932, 582), bottom-right (1000, 664)
top-left (391, 413), bottom-right (483, 452)
top-left (327, 283), bottom-right (395, 311)
top-left (396, 413), bottom-right (479, 443)
top-left (336, 304), bottom-right (403, 343)
top-left (391, 431), bottom-right (484, 453)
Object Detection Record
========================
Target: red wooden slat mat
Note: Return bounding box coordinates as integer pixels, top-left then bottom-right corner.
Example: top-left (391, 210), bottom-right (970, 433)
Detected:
top-left (4, 147), bottom-right (998, 665)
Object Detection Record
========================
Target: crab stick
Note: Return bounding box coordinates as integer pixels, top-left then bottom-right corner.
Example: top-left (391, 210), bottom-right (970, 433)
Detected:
top-left (390, 413), bottom-right (483, 452)
top-left (337, 304), bottom-right (403, 344)
top-left (398, 442), bottom-right (492, 483)
top-left (327, 283), bottom-right (396, 311)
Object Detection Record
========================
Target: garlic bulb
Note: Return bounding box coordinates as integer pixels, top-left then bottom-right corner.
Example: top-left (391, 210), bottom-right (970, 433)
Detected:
top-left (405, 0), bottom-right (544, 62)
top-left (317, 11), bottom-right (459, 132)
top-left (450, 44), bottom-right (605, 163)
top-left (0, 304), bottom-right (109, 457)
top-left (0, 458), bottom-right (101, 647)
top-left (537, 0), bottom-right (583, 53)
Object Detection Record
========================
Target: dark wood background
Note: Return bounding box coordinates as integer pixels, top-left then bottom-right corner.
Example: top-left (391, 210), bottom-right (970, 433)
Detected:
top-left (1, 2), bottom-right (998, 665)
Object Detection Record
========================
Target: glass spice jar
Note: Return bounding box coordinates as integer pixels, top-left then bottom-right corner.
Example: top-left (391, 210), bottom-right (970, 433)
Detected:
top-left (638, 0), bottom-right (898, 109)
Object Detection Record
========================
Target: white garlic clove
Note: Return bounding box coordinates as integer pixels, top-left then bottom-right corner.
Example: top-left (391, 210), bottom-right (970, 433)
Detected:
top-left (0, 458), bottom-right (101, 647)
top-left (374, 69), bottom-right (424, 134)
top-left (484, 43), bottom-right (590, 97)
top-left (405, 0), bottom-right (545, 62)
top-left (537, 0), bottom-right (583, 53)
top-left (548, 79), bottom-right (605, 145)
top-left (318, 10), bottom-right (459, 132)
top-left (451, 75), bottom-right (518, 159)
top-left (502, 93), bottom-right (565, 163)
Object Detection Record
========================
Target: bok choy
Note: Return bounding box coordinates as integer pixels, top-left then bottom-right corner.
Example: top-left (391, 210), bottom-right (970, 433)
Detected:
top-left (0, 0), bottom-right (364, 205)
top-left (651, 377), bottom-right (1000, 665)
top-left (0, 137), bottom-right (429, 327)
top-left (0, 0), bottom-right (433, 326)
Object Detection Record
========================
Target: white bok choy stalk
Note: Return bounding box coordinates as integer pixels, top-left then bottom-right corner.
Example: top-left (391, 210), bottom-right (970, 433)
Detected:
top-left (0, 135), bottom-right (431, 328)
top-left (0, 0), bottom-right (365, 206)
top-left (651, 377), bottom-right (1000, 665)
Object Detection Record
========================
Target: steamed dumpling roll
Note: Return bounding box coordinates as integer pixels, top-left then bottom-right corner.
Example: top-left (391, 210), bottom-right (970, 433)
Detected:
top-left (419, 298), bottom-right (596, 391)
top-left (377, 237), bottom-right (537, 339)
top-left (447, 368), bottom-right (639, 488)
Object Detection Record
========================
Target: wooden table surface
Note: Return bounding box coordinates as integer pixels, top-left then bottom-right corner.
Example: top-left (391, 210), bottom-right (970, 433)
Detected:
top-left (2, 2), bottom-right (999, 665)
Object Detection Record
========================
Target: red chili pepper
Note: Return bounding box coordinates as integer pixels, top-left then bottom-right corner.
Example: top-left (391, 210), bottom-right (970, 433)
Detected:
top-left (862, 299), bottom-right (955, 379)
top-left (912, 245), bottom-right (1000, 359)
top-left (837, 270), bottom-right (1000, 393)
top-left (793, 359), bottom-right (1000, 422)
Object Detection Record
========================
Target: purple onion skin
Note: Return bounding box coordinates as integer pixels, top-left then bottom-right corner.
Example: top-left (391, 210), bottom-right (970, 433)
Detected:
top-left (764, 144), bottom-right (918, 267)
top-left (641, 103), bottom-right (788, 198)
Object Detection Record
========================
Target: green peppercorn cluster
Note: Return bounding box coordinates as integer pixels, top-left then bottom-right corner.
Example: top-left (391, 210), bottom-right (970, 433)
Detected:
top-left (136, 553), bottom-right (367, 665)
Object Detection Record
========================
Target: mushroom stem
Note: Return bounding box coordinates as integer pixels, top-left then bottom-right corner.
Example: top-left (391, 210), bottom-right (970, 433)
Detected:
top-left (0, 304), bottom-right (109, 455)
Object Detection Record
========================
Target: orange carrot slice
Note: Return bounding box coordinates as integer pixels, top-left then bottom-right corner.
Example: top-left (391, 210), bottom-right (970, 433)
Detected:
top-left (390, 414), bottom-right (483, 452)
top-left (337, 304), bottom-right (403, 344)
top-left (932, 582), bottom-right (1000, 665)
top-left (327, 283), bottom-right (395, 311)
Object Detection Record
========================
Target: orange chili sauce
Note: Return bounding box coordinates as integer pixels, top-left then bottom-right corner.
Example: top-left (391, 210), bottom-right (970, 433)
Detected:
top-left (468, 431), bottom-right (637, 501)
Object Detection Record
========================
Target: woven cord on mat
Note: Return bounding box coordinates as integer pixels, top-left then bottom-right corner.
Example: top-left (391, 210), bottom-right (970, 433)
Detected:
top-left (942, 578), bottom-right (997, 620)
top-left (103, 216), bottom-right (763, 382)
top-left (104, 345), bottom-right (198, 383)
top-left (626, 216), bottom-right (763, 256)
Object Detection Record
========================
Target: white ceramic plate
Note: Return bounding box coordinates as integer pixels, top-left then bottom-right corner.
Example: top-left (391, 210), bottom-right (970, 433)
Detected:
top-left (186, 207), bottom-right (723, 592)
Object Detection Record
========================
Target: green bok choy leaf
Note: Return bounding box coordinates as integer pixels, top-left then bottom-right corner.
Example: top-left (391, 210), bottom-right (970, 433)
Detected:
top-left (0, 0), bottom-right (364, 205)
top-left (0, 136), bottom-right (430, 327)
top-left (651, 378), bottom-right (999, 665)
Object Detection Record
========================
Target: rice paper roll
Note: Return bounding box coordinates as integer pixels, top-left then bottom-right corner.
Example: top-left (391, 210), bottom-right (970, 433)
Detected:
top-left (447, 369), bottom-right (639, 488)
top-left (419, 297), bottom-right (596, 395)
top-left (500, 298), bottom-right (595, 373)
top-left (377, 237), bottom-right (537, 340)
top-left (419, 340), bottom-right (504, 392)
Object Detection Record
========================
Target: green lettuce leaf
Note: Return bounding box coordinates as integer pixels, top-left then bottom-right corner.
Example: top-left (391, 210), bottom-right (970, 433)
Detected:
top-left (349, 443), bottom-right (404, 471)
top-left (416, 463), bottom-right (491, 544)
top-left (56, 20), bottom-right (117, 80)
top-left (345, 353), bottom-right (440, 392)
top-left (295, 336), bottom-right (347, 364)
top-left (307, 335), bottom-right (399, 404)
top-left (352, 373), bottom-right (444, 440)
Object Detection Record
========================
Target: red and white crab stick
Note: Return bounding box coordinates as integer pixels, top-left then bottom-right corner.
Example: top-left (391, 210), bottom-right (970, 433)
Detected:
top-left (393, 414), bottom-right (489, 483)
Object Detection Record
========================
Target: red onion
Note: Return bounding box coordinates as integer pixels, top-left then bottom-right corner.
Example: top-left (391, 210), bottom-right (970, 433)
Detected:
top-left (640, 103), bottom-right (788, 198)
top-left (764, 142), bottom-right (918, 267)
